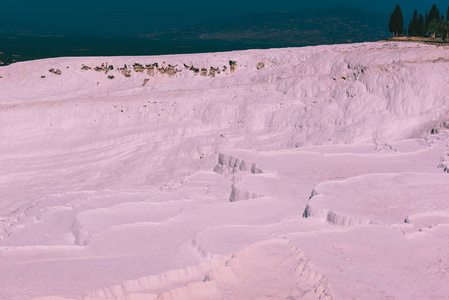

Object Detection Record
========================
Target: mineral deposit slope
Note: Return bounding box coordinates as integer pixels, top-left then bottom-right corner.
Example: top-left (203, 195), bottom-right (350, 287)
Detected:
top-left (1, 42), bottom-right (449, 300)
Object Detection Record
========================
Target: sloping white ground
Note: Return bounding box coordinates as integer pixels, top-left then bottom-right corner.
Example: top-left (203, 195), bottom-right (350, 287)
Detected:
top-left (1, 42), bottom-right (449, 299)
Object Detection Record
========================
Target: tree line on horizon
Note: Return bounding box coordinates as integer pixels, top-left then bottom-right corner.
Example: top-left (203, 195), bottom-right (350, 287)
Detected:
top-left (389, 4), bottom-right (449, 39)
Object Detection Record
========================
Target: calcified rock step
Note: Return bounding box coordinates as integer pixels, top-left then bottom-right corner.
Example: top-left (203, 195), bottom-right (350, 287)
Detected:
top-left (229, 184), bottom-right (264, 202)
top-left (64, 239), bottom-right (332, 300)
top-left (303, 202), bottom-right (378, 227)
top-left (214, 152), bottom-right (263, 175)
top-left (303, 171), bottom-right (449, 227)
top-left (2, 42), bottom-right (449, 300)
top-left (438, 153), bottom-right (449, 173)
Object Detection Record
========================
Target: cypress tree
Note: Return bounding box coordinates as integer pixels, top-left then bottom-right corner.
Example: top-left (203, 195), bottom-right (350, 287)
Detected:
top-left (428, 4), bottom-right (440, 22)
top-left (408, 9), bottom-right (418, 36)
top-left (418, 13), bottom-right (426, 36)
top-left (426, 4), bottom-right (441, 37)
top-left (389, 4), bottom-right (404, 37)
